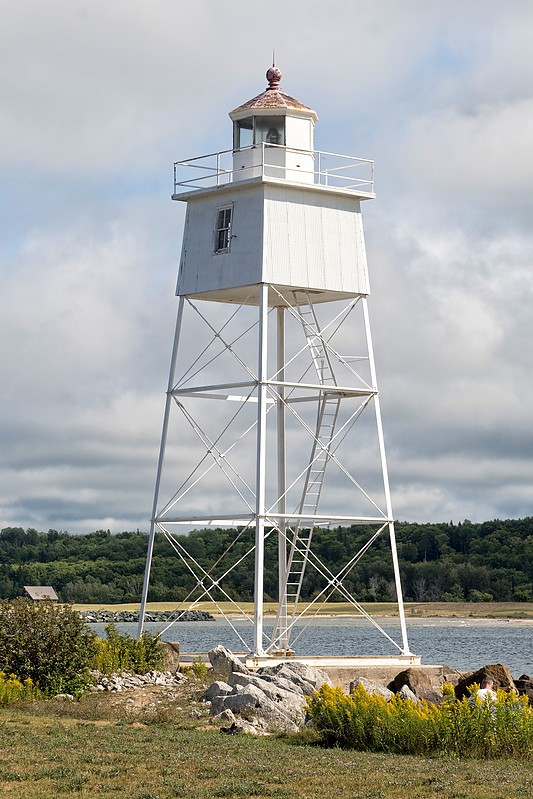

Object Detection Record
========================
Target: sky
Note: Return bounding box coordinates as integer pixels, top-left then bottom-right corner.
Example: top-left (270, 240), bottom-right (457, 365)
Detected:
top-left (1, 0), bottom-right (533, 534)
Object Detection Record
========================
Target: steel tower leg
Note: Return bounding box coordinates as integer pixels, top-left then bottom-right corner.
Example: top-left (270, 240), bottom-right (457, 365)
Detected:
top-left (138, 296), bottom-right (185, 638)
top-left (276, 305), bottom-right (288, 651)
top-left (253, 284), bottom-right (269, 656)
top-left (362, 297), bottom-right (411, 655)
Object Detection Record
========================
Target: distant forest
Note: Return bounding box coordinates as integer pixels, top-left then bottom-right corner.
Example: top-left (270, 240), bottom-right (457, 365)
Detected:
top-left (1, 518), bottom-right (532, 604)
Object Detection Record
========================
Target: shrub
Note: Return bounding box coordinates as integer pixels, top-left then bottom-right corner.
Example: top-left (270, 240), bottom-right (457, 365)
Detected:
top-left (0, 598), bottom-right (97, 696)
top-left (0, 671), bottom-right (41, 704)
top-left (306, 683), bottom-right (533, 758)
top-left (182, 655), bottom-right (208, 681)
top-left (91, 623), bottom-right (164, 674)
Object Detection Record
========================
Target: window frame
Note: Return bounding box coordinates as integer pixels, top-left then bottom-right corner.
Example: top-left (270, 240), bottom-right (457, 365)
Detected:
top-left (213, 204), bottom-right (234, 255)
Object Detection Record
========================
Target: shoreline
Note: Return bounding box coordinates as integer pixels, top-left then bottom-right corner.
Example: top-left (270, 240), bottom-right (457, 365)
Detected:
top-left (73, 601), bottom-right (533, 622)
top-left (207, 613), bottom-right (533, 625)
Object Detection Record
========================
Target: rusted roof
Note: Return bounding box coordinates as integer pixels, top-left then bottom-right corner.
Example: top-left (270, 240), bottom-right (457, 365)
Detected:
top-left (231, 89), bottom-right (313, 114)
top-left (230, 65), bottom-right (316, 116)
top-left (24, 585), bottom-right (59, 601)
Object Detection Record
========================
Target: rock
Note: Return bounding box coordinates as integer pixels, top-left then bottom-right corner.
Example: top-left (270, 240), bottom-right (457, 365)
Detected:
top-left (227, 672), bottom-right (307, 724)
top-left (514, 676), bottom-right (533, 706)
top-left (349, 677), bottom-right (393, 701)
top-left (441, 664), bottom-right (465, 687)
top-left (455, 663), bottom-right (517, 700)
top-left (220, 684), bottom-right (300, 734)
top-left (258, 661), bottom-right (332, 692)
top-left (391, 669), bottom-right (443, 705)
top-left (208, 645), bottom-right (249, 680)
top-left (78, 608), bottom-right (213, 623)
top-left (88, 669), bottom-right (184, 693)
top-left (204, 651), bottom-right (335, 735)
top-left (398, 684), bottom-right (420, 703)
top-left (256, 671), bottom-right (310, 696)
top-left (53, 693), bottom-right (74, 701)
top-left (211, 708), bottom-right (237, 727)
top-left (202, 680), bottom-right (233, 701)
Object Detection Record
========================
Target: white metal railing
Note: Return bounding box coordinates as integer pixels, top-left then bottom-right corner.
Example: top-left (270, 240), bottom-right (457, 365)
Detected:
top-left (173, 143), bottom-right (374, 195)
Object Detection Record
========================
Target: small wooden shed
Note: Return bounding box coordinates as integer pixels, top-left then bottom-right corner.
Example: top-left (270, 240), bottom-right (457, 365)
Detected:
top-left (24, 586), bottom-right (59, 602)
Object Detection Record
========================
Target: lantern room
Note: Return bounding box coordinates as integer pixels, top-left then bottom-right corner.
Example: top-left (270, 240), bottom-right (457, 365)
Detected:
top-left (230, 66), bottom-right (318, 183)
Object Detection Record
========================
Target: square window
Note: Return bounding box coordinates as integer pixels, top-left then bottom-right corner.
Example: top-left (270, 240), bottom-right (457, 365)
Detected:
top-left (214, 206), bottom-right (233, 253)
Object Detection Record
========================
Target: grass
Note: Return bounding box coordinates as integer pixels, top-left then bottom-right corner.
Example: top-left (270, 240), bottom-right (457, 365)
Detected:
top-left (1, 681), bottom-right (533, 799)
top-left (72, 601), bottom-right (533, 620)
top-left (1, 703), bottom-right (533, 799)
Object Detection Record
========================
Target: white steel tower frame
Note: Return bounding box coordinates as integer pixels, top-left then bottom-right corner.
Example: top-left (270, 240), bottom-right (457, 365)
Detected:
top-left (138, 285), bottom-right (411, 659)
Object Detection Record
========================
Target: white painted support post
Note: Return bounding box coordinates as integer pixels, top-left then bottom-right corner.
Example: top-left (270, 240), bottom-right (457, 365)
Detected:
top-left (138, 297), bottom-right (185, 639)
top-left (362, 297), bottom-right (411, 656)
top-left (253, 284), bottom-right (269, 656)
top-left (276, 305), bottom-right (288, 651)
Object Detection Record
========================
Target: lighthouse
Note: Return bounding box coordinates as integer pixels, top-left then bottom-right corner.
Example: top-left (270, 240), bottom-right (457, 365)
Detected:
top-left (139, 67), bottom-right (415, 664)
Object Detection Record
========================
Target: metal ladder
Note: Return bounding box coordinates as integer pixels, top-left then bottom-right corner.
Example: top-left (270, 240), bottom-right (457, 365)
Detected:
top-left (278, 296), bottom-right (341, 637)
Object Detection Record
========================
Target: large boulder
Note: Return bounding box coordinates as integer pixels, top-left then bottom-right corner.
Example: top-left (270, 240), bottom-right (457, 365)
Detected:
top-left (227, 672), bottom-right (307, 723)
top-left (204, 653), bottom-right (334, 734)
top-left (455, 663), bottom-right (516, 700)
top-left (208, 645), bottom-right (249, 681)
top-left (390, 668), bottom-right (443, 705)
top-left (217, 683), bottom-right (300, 734)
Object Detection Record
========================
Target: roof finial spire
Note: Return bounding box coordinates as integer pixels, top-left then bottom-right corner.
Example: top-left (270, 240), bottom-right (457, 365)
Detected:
top-left (266, 60), bottom-right (282, 91)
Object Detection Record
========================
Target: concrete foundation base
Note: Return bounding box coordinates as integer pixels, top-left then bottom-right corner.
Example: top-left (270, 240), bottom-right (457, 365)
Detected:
top-left (176, 649), bottom-right (447, 692)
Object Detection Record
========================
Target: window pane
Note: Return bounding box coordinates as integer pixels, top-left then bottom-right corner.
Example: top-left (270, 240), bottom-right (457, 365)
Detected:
top-left (214, 206), bottom-right (232, 253)
top-left (254, 116), bottom-right (285, 146)
top-left (234, 118), bottom-right (253, 149)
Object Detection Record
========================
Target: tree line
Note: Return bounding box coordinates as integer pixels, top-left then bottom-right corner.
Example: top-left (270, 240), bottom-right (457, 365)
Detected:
top-left (0, 517), bottom-right (532, 604)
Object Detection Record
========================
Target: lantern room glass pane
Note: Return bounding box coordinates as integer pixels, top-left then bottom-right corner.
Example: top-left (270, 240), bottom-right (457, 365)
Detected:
top-left (254, 117), bottom-right (285, 146)
top-left (234, 118), bottom-right (253, 150)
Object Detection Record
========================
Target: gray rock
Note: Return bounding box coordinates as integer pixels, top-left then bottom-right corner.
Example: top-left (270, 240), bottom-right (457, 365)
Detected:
top-left (203, 651), bottom-right (335, 734)
top-left (349, 677), bottom-right (393, 701)
top-left (208, 645), bottom-right (249, 680)
top-left (221, 685), bottom-right (300, 734)
top-left (398, 684), bottom-right (420, 703)
top-left (78, 608), bottom-right (213, 623)
top-left (255, 671), bottom-right (309, 696)
top-left (202, 680), bottom-right (233, 701)
top-left (227, 672), bottom-right (307, 723)
top-left (88, 669), bottom-right (183, 693)
top-left (211, 708), bottom-right (237, 726)
top-left (209, 694), bottom-right (229, 716)
top-left (258, 661), bottom-right (332, 692)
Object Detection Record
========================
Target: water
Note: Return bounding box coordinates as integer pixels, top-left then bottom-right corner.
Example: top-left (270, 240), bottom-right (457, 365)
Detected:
top-left (90, 617), bottom-right (532, 677)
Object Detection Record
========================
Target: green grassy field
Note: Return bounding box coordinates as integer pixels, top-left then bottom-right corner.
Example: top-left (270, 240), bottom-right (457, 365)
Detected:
top-left (1, 696), bottom-right (532, 799)
top-left (72, 600), bottom-right (533, 620)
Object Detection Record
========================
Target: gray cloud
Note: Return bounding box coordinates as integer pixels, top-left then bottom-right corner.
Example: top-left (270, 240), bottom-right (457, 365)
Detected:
top-left (1, 1), bottom-right (532, 531)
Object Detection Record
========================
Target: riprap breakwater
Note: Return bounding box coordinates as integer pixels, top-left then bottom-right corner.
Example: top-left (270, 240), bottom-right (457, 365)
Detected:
top-left (79, 609), bottom-right (213, 623)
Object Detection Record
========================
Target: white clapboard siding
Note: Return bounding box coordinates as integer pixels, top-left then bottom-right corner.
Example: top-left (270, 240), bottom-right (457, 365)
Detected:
top-left (176, 179), bottom-right (369, 303)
